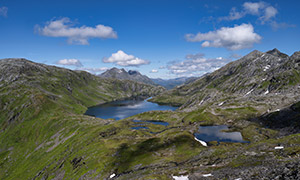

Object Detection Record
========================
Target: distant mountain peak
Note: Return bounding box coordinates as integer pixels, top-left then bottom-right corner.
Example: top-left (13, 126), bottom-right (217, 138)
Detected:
top-left (266, 48), bottom-right (289, 58)
top-left (99, 67), bottom-right (156, 85)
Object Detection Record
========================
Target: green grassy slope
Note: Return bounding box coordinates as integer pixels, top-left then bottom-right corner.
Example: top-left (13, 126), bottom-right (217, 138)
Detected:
top-left (0, 58), bottom-right (299, 179)
top-left (0, 58), bottom-right (165, 179)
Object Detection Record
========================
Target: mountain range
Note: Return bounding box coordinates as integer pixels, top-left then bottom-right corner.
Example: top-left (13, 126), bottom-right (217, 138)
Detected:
top-left (0, 49), bottom-right (300, 179)
top-left (151, 48), bottom-right (300, 110)
top-left (151, 77), bottom-right (198, 90)
top-left (99, 67), bottom-right (196, 89)
top-left (99, 67), bottom-right (157, 86)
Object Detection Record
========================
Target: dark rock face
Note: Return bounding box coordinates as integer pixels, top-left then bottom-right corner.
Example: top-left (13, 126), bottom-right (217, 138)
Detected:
top-left (99, 67), bottom-right (156, 85)
top-left (266, 48), bottom-right (289, 58)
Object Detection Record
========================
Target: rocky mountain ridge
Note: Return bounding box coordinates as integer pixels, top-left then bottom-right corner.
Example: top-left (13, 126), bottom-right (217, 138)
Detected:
top-left (151, 49), bottom-right (300, 111)
top-left (151, 77), bottom-right (198, 90)
top-left (99, 67), bottom-right (156, 85)
top-left (99, 67), bottom-right (197, 89)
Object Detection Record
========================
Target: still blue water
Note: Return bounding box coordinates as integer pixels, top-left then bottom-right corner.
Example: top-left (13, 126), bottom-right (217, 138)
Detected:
top-left (194, 125), bottom-right (249, 143)
top-left (85, 99), bottom-right (177, 120)
top-left (131, 126), bottom-right (149, 130)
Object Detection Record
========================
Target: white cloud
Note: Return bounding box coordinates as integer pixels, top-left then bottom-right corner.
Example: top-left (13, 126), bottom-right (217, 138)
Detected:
top-left (270, 21), bottom-right (296, 30)
top-left (102, 50), bottom-right (150, 67)
top-left (220, 2), bottom-right (278, 24)
top-left (219, 7), bottom-right (245, 21)
top-left (150, 69), bottom-right (158, 73)
top-left (36, 17), bottom-right (117, 45)
top-left (185, 24), bottom-right (261, 50)
top-left (0, 6), bottom-right (8, 17)
top-left (78, 67), bottom-right (109, 73)
top-left (243, 2), bottom-right (266, 15)
top-left (56, 59), bottom-right (83, 67)
top-left (167, 53), bottom-right (232, 76)
top-left (260, 6), bottom-right (278, 23)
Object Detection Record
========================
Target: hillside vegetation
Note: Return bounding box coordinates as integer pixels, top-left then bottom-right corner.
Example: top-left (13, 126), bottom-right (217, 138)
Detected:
top-left (0, 51), bottom-right (300, 180)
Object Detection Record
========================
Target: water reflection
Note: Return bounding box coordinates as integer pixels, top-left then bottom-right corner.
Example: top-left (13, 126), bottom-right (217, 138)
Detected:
top-left (194, 125), bottom-right (249, 143)
top-left (131, 126), bottom-right (149, 130)
top-left (85, 99), bottom-right (177, 120)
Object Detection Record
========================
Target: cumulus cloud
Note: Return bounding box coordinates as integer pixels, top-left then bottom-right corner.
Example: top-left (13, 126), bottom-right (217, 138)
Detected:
top-left (185, 24), bottom-right (261, 50)
top-left (167, 53), bottom-right (232, 76)
top-left (56, 59), bottom-right (83, 67)
top-left (150, 69), bottom-right (158, 73)
top-left (243, 2), bottom-right (266, 15)
top-left (102, 50), bottom-right (150, 67)
top-left (0, 6), bottom-right (8, 17)
top-left (36, 17), bottom-right (117, 45)
top-left (260, 6), bottom-right (278, 23)
top-left (219, 2), bottom-right (278, 24)
top-left (78, 67), bottom-right (109, 73)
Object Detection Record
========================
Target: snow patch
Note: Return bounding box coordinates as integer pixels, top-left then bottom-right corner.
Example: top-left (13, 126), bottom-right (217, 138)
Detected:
top-left (194, 137), bottom-right (208, 147)
top-left (264, 90), bottom-right (269, 95)
top-left (218, 102), bottom-right (224, 106)
top-left (261, 54), bottom-right (265, 58)
top-left (199, 99), bottom-right (204, 105)
top-left (172, 175), bottom-right (189, 180)
top-left (202, 173), bottom-right (213, 177)
top-left (262, 78), bottom-right (266, 81)
top-left (235, 178), bottom-right (242, 180)
top-left (245, 89), bottom-right (254, 96)
top-left (275, 146), bottom-right (284, 150)
top-left (263, 65), bottom-right (271, 71)
top-left (110, 173), bottom-right (116, 178)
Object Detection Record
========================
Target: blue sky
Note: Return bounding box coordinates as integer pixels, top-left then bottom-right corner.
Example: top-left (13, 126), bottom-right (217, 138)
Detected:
top-left (0, 0), bottom-right (299, 79)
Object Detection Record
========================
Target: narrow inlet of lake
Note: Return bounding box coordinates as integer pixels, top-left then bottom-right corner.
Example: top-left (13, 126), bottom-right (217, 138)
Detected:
top-left (84, 98), bottom-right (178, 120)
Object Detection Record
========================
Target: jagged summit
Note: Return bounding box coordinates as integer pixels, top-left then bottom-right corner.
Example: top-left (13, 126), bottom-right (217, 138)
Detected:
top-left (266, 48), bottom-right (289, 58)
top-left (99, 67), bottom-right (156, 85)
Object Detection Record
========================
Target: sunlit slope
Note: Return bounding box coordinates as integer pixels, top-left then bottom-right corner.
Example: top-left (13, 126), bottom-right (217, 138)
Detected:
top-left (151, 49), bottom-right (300, 111)
top-left (0, 58), bottom-right (164, 179)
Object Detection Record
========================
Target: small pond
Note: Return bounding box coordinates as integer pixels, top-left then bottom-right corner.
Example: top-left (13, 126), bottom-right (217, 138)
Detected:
top-left (84, 98), bottom-right (177, 120)
top-left (194, 125), bottom-right (249, 143)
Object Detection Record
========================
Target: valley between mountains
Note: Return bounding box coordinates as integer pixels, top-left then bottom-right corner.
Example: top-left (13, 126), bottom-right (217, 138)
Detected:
top-left (0, 49), bottom-right (300, 179)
